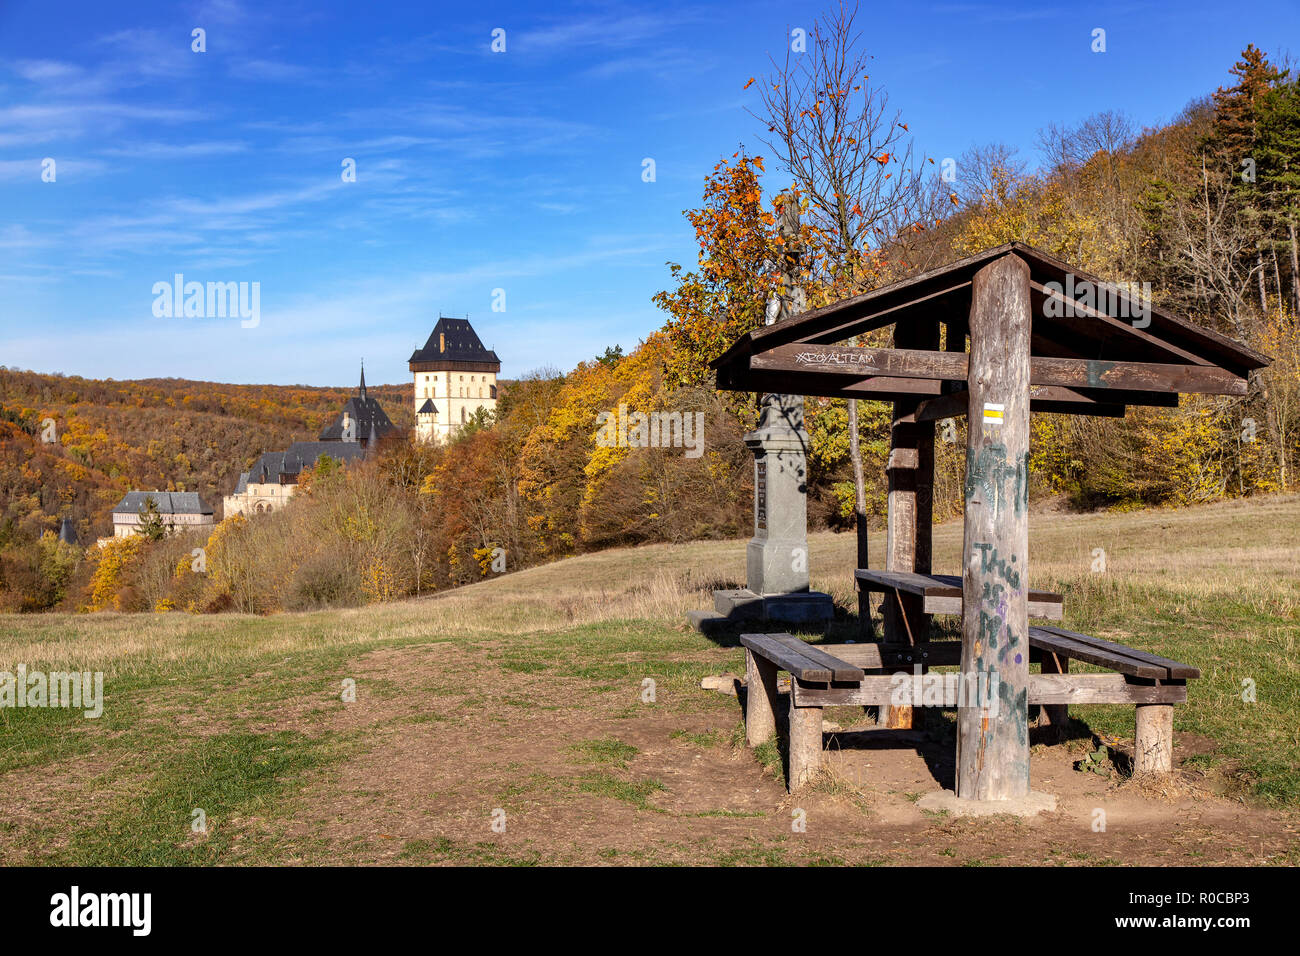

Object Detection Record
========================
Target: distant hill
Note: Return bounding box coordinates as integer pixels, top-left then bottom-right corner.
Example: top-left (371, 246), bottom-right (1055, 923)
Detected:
top-left (0, 367), bottom-right (415, 542)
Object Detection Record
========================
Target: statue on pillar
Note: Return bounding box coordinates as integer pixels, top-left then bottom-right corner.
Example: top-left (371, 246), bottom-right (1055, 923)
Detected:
top-left (689, 191), bottom-right (834, 633)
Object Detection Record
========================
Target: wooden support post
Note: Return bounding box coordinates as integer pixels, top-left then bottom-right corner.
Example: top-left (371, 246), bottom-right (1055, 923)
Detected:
top-left (850, 400), bottom-right (875, 641)
top-left (788, 691), bottom-right (823, 790)
top-left (880, 320), bottom-right (938, 729)
top-left (1039, 651), bottom-right (1068, 741)
top-left (744, 648), bottom-right (779, 747)
top-left (1134, 703), bottom-right (1174, 773)
top-left (957, 253), bottom-right (1032, 801)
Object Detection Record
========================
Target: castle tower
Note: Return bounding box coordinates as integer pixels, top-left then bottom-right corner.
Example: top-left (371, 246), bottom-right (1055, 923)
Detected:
top-left (408, 316), bottom-right (501, 443)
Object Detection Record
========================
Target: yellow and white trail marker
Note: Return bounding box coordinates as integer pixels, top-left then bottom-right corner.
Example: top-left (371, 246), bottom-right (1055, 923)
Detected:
top-left (982, 402), bottom-right (1005, 426)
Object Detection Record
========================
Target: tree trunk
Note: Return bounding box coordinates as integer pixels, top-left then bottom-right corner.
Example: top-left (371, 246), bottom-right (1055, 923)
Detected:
top-left (1274, 247), bottom-right (1284, 305)
top-left (1257, 250), bottom-right (1268, 312)
top-left (1289, 219), bottom-right (1300, 317)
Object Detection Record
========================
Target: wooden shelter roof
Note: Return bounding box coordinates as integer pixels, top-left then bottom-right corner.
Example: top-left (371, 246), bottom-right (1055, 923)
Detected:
top-left (711, 243), bottom-right (1270, 415)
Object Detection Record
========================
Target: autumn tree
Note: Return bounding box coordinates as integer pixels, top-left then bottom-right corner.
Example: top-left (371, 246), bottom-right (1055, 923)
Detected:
top-left (749, 0), bottom-right (932, 582)
top-left (654, 152), bottom-right (780, 395)
top-left (750, 0), bottom-right (925, 277)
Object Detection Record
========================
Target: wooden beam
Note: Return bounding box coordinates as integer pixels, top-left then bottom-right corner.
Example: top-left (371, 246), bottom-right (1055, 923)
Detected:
top-left (911, 390), bottom-right (970, 424)
top-left (750, 343), bottom-right (1248, 396)
top-left (792, 673), bottom-right (1188, 707)
top-left (1032, 401), bottom-right (1127, 418)
top-left (922, 389), bottom-right (1171, 423)
top-left (730, 369), bottom-right (951, 402)
top-left (1029, 384), bottom-right (1178, 408)
top-left (880, 319), bottom-right (937, 730)
top-left (753, 342), bottom-right (962, 380)
top-left (958, 253), bottom-right (1032, 801)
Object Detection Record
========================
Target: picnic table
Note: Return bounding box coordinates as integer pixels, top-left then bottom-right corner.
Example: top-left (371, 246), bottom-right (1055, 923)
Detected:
top-left (708, 242), bottom-right (1261, 800)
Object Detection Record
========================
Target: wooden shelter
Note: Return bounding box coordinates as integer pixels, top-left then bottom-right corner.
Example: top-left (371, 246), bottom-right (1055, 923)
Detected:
top-left (713, 243), bottom-right (1270, 800)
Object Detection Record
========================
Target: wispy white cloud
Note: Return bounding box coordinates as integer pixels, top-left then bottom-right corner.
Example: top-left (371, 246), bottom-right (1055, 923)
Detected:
top-left (11, 59), bottom-right (83, 82)
top-left (228, 58), bottom-right (317, 82)
top-left (516, 13), bottom-right (685, 54)
top-left (0, 224), bottom-right (55, 250)
top-left (100, 140), bottom-right (250, 159)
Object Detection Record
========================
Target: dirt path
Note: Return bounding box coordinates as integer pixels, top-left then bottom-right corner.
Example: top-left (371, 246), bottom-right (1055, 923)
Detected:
top-left (257, 640), bottom-right (1300, 866)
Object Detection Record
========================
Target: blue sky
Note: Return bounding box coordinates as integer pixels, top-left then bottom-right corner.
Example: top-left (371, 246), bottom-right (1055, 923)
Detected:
top-left (1, 0), bottom-right (1295, 387)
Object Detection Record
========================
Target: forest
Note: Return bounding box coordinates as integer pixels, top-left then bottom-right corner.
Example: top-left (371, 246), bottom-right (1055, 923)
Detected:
top-left (1, 41), bottom-right (1297, 615)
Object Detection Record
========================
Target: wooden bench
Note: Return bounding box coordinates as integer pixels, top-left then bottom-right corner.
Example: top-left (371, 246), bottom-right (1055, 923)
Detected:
top-left (742, 628), bottom-right (1199, 791)
top-left (1028, 625), bottom-right (1199, 773)
top-left (856, 569), bottom-right (1065, 620)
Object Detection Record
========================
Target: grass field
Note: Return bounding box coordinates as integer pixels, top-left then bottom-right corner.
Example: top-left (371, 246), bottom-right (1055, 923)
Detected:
top-left (1, 494), bottom-right (1297, 866)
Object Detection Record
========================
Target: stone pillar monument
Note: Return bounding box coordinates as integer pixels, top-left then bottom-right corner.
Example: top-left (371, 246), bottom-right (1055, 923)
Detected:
top-left (689, 193), bottom-right (834, 633)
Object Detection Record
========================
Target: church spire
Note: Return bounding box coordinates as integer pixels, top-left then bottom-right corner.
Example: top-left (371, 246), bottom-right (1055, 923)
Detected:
top-left (359, 360), bottom-right (367, 402)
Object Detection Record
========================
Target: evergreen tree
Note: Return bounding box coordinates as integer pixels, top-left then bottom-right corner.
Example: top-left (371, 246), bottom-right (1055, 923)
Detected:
top-left (1256, 77), bottom-right (1300, 312)
top-left (137, 495), bottom-right (167, 541)
top-left (1208, 45), bottom-right (1284, 165)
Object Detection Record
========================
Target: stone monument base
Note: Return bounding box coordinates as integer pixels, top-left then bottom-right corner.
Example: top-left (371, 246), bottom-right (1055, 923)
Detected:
top-left (687, 588), bottom-right (834, 635)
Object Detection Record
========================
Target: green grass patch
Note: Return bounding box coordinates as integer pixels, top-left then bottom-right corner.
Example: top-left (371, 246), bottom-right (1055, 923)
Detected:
top-left (570, 737), bottom-right (638, 768)
top-left (42, 730), bottom-right (335, 866)
top-left (578, 772), bottom-right (666, 810)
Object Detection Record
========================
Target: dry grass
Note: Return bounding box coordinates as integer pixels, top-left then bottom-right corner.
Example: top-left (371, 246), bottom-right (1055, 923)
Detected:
top-left (0, 493), bottom-right (1296, 867)
top-left (3, 494), bottom-right (1296, 676)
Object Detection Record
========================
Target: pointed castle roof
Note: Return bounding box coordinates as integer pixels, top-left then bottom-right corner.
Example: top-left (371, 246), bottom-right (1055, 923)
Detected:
top-left (409, 316), bottom-right (500, 368)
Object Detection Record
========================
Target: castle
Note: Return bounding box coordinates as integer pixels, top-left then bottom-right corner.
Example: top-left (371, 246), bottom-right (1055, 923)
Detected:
top-left (409, 316), bottom-right (501, 444)
top-left (223, 316), bottom-right (499, 517)
top-left (223, 366), bottom-right (395, 517)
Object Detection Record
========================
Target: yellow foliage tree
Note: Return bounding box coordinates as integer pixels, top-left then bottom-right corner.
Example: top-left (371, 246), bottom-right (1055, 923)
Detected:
top-left (86, 536), bottom-right (143, 611)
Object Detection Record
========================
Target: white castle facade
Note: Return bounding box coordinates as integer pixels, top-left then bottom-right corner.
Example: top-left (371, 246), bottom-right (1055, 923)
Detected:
top-left (409, 316), bottom-right (501, 444)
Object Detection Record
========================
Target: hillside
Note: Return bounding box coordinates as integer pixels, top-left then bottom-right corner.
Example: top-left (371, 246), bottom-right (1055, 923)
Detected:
top-left (0, 367), bottom-right (415, 542)
top-left (3, 44), bottom-right (1298, 619)
top-left (0, 494), bottom-right (1296, 865)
